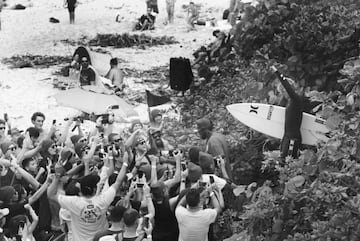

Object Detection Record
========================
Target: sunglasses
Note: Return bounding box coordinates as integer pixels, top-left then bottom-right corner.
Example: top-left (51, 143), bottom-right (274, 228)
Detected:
top-left (9, 146), bottom-right (17, 151)
top-left (113, 138), bottom-right (123, 142)
top-left (50, 144), bottom-right (57, 149)
top-left (137, 140), bottom-right (146, 146)
top-left (79, 138), bottom-right (87, 143)
top-left (0, 127), bottom-right (5, 130)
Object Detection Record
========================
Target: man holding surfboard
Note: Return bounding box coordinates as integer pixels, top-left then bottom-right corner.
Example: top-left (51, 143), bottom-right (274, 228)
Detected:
top-left (270, 66), bottom-right (303, 160)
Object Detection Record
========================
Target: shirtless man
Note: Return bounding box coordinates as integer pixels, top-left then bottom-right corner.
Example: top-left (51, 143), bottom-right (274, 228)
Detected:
top-left (105, 58), bottom-right (125, 92)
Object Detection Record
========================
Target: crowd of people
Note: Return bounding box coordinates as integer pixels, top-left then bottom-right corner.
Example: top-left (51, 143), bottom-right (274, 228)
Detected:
top-left (0, 107), bottom-right (238, 241)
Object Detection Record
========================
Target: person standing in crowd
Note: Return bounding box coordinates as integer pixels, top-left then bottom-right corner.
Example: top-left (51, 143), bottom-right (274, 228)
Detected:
top-left (105, 58), bottom-right (125, 94)
top-left (0, 119), bottom-right (10, 145)
top-left (165, 0), bottom-right (176, 24)
top-left (196, 118), bottom-right (232, 180)
top-left (48, 156), bottom-right (128, 241)
top-left (270, 66), bottom-right (304, 159)
top-left (175, 187), bottom-right (221, 241)
top-left (92, 205), bottom-right (126, 241)
top-left (65, 0), bottom-right (77, 24)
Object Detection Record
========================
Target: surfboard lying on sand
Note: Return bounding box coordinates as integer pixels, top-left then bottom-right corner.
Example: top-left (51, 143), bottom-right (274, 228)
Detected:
top-left (226, 103), bottom-right (330, 146)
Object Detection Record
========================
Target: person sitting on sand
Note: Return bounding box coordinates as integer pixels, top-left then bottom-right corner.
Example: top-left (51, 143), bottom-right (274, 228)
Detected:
top-left (79, 57), bottom-right (96, 86)
top-left (105, 58), bottom-right (125, 94)
top-left (134, 8), bottom-right (156, 31)
top-left (187, 2), bottom-right (199, 31)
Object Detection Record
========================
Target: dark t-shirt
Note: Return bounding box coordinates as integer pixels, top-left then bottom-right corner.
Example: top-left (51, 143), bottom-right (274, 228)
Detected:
top-left (80, 67), bottom-right (96, 86)
top-left (152, 197), bottom-right (179, 241)
top-left (0, 168), bottom-right (22, 187)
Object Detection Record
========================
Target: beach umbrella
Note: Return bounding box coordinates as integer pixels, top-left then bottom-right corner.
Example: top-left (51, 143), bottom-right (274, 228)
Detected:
top-left (53, 88), bottom-right (138, 120)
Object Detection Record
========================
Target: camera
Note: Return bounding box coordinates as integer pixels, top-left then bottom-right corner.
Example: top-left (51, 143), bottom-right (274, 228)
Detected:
top-left (101, 114), bottom-right (110, 124)
top-left (143, 216), bottom-right (150, 229)
top-left (169, 149), bottom-right (182, 157)
top-left (209, 176), bottom-right (215, 184)
top-left (199, 181), bottom-right (207, 188)
top-left (214, 156), bottom-right (223, 167)
top-left (181, 162), bottom-right (187, 171)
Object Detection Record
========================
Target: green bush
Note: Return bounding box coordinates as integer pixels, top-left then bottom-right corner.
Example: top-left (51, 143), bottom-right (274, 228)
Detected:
top-left (233, 0), bottom-right (360, 89)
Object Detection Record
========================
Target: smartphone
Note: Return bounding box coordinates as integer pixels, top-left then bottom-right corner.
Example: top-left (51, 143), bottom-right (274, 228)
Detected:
top-left (209, 176), bottom-right (215, 184)
top-left (101, 114), bottom-right (109, 124)
top-left (181, 162), bottom-right (187, 171)
top-left (138, 170), bottom-right (144, 179)
top-left (52, 119), bottom-right (57, 125)
top-left (199, 181), bottom-right (207, 188)
top-left (3, 113), bottom-right (8, 122)
top-left (143, 216), bottom-right (149, 229)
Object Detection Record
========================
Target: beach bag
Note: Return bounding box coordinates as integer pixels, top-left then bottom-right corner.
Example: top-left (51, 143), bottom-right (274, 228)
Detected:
top-left (169, 57), bottom-right (193, 92)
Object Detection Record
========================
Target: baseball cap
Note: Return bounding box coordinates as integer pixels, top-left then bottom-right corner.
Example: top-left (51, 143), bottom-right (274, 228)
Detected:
top-left (78, 173), bottom-right (100, 190)
top-left (196, 118), bottom-right (212, 130)
top-left (74, 142), bottom-right (87, 157)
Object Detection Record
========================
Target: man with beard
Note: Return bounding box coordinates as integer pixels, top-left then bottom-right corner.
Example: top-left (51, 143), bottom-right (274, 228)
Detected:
top-left (196, 118), bottom-right (232, 180)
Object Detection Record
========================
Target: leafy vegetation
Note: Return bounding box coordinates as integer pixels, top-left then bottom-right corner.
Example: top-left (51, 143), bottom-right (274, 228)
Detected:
top-left (61, 33), bottom-right (178, 49)
top-left (1, 55), bottom-right (72, 68)
top-left (233, 0), bottom-right (360, 90)
top-left (174, 0), bottom-right (360, 240)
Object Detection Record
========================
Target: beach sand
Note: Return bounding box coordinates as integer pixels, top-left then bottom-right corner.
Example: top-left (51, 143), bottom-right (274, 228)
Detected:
top-left (0, 0), bottom-right (230, 131)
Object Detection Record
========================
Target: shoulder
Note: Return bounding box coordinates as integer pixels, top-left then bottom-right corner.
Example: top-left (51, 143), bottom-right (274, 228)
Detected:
top-left (175, 205), bottom-right (187, 216)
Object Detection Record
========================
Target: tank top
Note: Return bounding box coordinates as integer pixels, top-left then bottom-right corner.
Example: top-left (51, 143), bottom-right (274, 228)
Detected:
top-left (152, 197), bottom-right (179, 241)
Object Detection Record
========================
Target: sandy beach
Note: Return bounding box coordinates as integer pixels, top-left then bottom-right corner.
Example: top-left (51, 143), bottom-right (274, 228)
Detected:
top-left (0, 0), bottom-right (230, 131)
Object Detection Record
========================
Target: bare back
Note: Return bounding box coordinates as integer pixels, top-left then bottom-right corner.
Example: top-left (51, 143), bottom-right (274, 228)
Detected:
top-left (107, 67), bottom-right (124, 88)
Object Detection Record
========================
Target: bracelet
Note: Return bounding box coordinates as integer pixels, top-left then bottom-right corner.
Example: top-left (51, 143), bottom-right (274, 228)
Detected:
top-left (181, 179), bottom-right (186, 183)
top-left (151, 165), bottom-right (156, 169)
top-left (210, 192), bottom-right (215, 197)
top-left (123, 163), bottom-right (128, 167)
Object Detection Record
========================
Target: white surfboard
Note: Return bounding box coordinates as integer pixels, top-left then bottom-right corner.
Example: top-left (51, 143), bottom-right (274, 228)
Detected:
top-left (226, 103), bottom-right (329, 146)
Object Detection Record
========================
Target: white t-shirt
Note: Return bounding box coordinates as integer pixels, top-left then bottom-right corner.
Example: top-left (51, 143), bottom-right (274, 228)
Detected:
top-left (59, 208), bottom-right (73, 241)
top-left (58, 186), bottom-right (116, 241)
top-left (201, 174), bottom-right (227, 190)
top-left (175, 206), bottom-right (217, 241)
